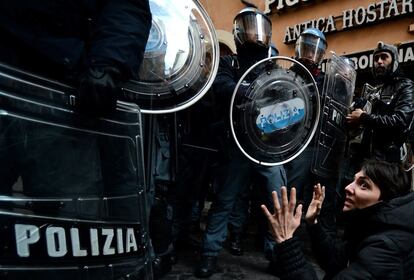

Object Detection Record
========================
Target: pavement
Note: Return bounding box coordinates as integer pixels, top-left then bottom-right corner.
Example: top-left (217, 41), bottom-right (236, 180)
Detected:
top-left (160, 206), bottom-right (325, 280)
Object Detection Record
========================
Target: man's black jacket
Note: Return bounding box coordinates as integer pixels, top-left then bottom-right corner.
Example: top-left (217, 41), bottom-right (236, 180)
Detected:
top-left (360, 74), bottom-right (414, 162)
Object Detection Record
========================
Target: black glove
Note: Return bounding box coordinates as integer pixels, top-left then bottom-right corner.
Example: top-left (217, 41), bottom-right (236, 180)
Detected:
top-left (78, 66), bottom-right (122, 116)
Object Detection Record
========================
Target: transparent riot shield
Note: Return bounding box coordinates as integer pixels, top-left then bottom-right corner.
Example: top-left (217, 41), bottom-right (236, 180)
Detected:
top-left (120, 0), bottom-right (219, 114)
top-left (0, 63), bottom-right (152, 279)
top-left (230, 57), bottom-right (320, 166)
top-left (311, 53), bottom-right (356, 178)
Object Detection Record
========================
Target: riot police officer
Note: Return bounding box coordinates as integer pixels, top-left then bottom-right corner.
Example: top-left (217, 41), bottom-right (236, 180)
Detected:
top-left (283, 27), bottom-right (339, 235)
top-left (0, 1), bottom-right (152, 279)
top-left (284, 28), bottom-right (329, 200)
top-left (0, 0), bottom-right (151, 115)
top-left (195, 8), bottom-right (287, 278)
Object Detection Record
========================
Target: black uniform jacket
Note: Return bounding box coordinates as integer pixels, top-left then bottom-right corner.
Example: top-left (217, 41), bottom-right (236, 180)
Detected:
top-left (276, 191), bottom-right (414, 280)
top-left (0, 0), bottom-right (151, 80)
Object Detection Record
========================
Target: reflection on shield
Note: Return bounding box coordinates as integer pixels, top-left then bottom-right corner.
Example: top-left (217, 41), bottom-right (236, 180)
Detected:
top-left (230, 57), bottom-right (320, 166)
top-left (311, 53), bottom-right (356, 177)
top-left (0, 63), bottom-right (151, 278)
top-left (121, 0), bottom-right (219, 114)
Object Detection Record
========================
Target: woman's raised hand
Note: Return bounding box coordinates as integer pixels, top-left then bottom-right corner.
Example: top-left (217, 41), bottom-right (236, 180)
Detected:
top-left (305, 183), bottom-right (325, 225)
top-left (261, 187), bottom-right (302, 243)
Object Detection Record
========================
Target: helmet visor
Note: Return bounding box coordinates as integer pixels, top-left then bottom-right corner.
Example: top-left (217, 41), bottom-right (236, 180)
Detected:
top-left (295, 35), bottom-right (327, 65)
top-left (234, 12), bottom-right (271, 48)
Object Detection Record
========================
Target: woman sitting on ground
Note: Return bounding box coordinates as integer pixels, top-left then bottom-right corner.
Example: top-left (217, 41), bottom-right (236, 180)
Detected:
top-left (262, 160), bottom-right (414, 279)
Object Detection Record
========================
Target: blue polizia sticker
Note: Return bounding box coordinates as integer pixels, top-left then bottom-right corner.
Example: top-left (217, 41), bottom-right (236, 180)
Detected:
top-left (256, 98), bottom-right (305, 134)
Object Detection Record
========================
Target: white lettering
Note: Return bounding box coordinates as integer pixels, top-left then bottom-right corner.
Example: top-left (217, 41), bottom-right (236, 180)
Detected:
top-left (15, 224), bottom-right (40, 257)
top-left (386, 0), bottom-right (400, 18)
top-left (117, 228), bottom-right (124, 254)
top-left (350, 57), bottom-right (358, 70)
top-left (125, 228), bottom-right (138, 253)
top-left (369, 53), bottom-right (374, 68)
top-left (284, 27), bottom-right (292, 43)
top-left (46, 227), bottom-right (67, 257)
top-left (325, 16), bottom-right (336, 32)
top-left (366, 3), bottom-right (377, 23)
top-left (304, 19), bottom-right (313, 29)
top-left (342, 9), bottom-right (353, 28)
top-left (264, 0), bottom-right (313, 13)
top-left (354, 6), bottom-right (366, 26)
top-left (404, 47), bottom-right (414, 62)
top-left (102, 229), bottom-right (115, 255)
top-left (286, 0), bottom-right (300, 7)
top-left (284, 0), bottom-right (414, 45)
top-left (264, 0), bottom-right (276, 14)
top-left (293, 24), bottom-right (302, 41)
top-left (316, 17), bottom-right (325, 30)
top-left (402, 0), bottom-right (413, 14)
top-left (399, 48), bottom-right (404, 62)
top-left (359, 55), bottom-right (369, 70)
top-left (90, 228), bottom-right (99, 256)
top-left (378, 0), bottom-right (387, 20)
top-left (342, 47), bottom-right (414, 72)
top-left (13, 224), bottom-right (140, 259)
top-left (70, 228), bottom-right (87, 257)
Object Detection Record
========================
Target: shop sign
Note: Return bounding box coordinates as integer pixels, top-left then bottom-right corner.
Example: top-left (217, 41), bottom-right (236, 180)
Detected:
top-left (284, 0), bottom-right (414, 43)
top-left (321, 42), bottom-right (414, 72)
top-left (264, 0), bottom-right (313, 14)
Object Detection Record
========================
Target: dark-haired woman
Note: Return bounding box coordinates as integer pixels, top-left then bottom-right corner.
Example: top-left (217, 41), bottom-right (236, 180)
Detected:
top-left (262, 160), bottom-right (414, 279)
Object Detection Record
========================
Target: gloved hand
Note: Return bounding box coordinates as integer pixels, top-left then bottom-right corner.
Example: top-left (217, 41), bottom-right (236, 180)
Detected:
top-left (78, 66), bottom-right (122, 116)
top-left (351, 97), bottom-right (367, 110)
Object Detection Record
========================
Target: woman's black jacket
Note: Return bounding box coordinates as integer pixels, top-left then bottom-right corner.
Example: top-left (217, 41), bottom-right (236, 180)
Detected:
top-left (275, 192), bottom-right (414, 279)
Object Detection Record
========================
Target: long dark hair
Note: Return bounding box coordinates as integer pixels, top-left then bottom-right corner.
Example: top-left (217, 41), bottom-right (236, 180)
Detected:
top-left (361, 160), bottom-right (411, 201)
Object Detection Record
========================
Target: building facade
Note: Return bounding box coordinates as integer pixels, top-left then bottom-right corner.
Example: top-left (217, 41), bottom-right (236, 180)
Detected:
top-left (200, 0), bottom-right (414, 90)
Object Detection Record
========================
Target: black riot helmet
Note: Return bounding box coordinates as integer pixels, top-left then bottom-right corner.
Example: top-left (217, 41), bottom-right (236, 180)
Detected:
top-left (295, 28), bottom-right (327, 67)
top-left (372, 41), bottom-right (399, 79)
top-left (233, 7), bottom-right (272, 50)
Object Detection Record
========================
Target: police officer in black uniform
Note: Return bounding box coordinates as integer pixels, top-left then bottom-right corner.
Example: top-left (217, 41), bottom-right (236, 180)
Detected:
top-left (284, 28), bottom-right (335, 219)
top-left (0, 1), bottom-right (151, 279)
top-left (195, 8), bottom-right (287, 278)
top-left (0, 0), bottom-right (151, 115)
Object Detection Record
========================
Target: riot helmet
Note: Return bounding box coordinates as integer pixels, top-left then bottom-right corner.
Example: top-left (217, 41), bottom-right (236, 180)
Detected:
top-left (372, 41), bottom-right (399, 79)
top-left (233, 8), bottom-right (272, 50)
top-left (295, 28), bottom-right (327, 67)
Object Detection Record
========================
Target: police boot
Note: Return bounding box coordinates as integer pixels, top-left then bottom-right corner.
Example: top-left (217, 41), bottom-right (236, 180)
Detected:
top-left (194, 256), bottom-right (218, 278)
top-left (228, 232), bottom-right (244, 256)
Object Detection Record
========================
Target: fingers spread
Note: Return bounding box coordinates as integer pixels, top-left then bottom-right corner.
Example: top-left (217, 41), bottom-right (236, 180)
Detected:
top-left (281, 187), bottom-right (288, 211)
top-left (261, 204), bottom-right (272, 220)
top-left (295, 204), bottom-right (303, 220)
top-left (289, 187), bottom-right (297, 213)
top-left (273, 190), bottom-right (281, 213)
top-left (321, 186), bottom-right (326, 201)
